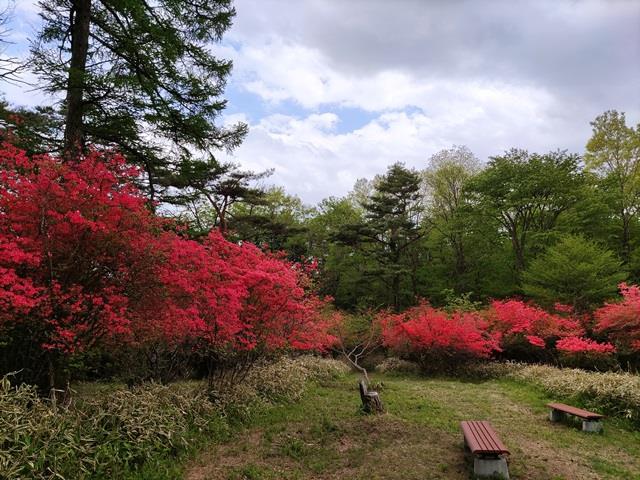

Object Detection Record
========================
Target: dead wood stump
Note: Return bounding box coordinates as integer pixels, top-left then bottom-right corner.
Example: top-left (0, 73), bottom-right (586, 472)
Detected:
top-left (359, 379), bottom-right (383, 414)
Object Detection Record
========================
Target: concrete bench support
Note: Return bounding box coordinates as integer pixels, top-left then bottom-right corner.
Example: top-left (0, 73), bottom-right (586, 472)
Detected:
top-left (461, 421), bottom-right (510, 479)
top-left (549, 409), bottom-right (565, 422)
top-left (582, 419), bottom-right (603, 433)
top-left (474, 457), bottom-right (510, 479)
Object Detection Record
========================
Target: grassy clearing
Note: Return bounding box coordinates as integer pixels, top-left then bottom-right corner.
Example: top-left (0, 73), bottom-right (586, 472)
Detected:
top-left (186, 373), bottom-right (640, 480)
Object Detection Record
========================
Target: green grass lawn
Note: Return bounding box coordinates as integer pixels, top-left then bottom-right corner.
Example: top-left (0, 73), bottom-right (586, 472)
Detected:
top-left (185, 373), bottom-right (640, 480)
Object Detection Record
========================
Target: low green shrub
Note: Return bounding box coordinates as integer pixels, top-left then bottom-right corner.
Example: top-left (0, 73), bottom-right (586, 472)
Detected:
top-left (508, 364), bottom-right (640, 426)
top-left (0, 377), bottom-right (227, 479)
top-left (292, 355), bottom-right (350, 382)
top-left (214, 355), bottom-right (349, 420)
top-left (374, 357), bottom-right (421, 375)
top-left (0, 355), bottom-right (341, 479)
top-left (453, 360), bottom-right (525, 380)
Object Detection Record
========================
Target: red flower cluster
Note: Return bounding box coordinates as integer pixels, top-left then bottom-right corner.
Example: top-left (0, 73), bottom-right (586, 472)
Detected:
top-left (487, 299), bottom-right (583, 348)
top-left (0, 144), bottom-right (336, 356)
top-left (378, 302), bottom-right (500, 359)
top-left (595, 283), bottom-right (640, 352)
top-left (555, 336), bottom-right (616, 354)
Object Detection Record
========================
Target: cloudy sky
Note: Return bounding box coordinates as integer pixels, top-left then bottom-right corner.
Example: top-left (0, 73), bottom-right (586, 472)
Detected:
top-left (2, 0), bottom-right (639, 203)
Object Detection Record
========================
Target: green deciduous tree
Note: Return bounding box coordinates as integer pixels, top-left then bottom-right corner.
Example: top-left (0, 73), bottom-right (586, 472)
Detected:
top-left (423, 145), bottom-right (480, 291)
top-left (469, 149), bottom-right (584, 274)
top-left (585, 110), bottom-right (640, 264)
top-left (30, 0), bottom-right (247, 201)
top-left (522, 235), bottom-right (626, 313)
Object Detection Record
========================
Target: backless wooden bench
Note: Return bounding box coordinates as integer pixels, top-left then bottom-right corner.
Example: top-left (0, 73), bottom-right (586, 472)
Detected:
top-left (547, 402), bottom-right (604, 432)
top-left (461, 420), bottom-right (510, 479)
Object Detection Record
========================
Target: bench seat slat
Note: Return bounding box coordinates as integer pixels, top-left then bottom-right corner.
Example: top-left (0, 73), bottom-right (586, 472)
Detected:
top-left (547, 402), bottom-right (603, 420)
top-left (461, 421), bottom-right (509, 455)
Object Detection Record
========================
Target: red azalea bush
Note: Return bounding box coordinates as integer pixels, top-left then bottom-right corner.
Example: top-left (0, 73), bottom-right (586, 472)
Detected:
top-left (0, 144), bottom-right (336, 389)
top-left (555, 336), bottom-right (617, 370)
top-left (487, 299), bottom-right (583, 359)
top-left (0, 144), bottom-right (152, 381)
top-left (555, 336), bottom-right (616, 354)
top-left (142, 231), bottom-right (337, 353)
top-left (378, 302), bottom-right (500, 371)
top-left (595, 283), bottom-right (640, 353)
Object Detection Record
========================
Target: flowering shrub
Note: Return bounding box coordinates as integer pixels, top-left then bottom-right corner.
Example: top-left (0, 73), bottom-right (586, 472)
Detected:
top-left (378, 302), bottom-right (500, 370)
top-left (0, 144), bottom-right (337, 389)
top-left (555, 336), bottom-right (616, 354)
top-left (0, 145), bottom-right (153, 358)
top-left (595, 283), bottom-right (640, 352)
top-left (525, 335), bottom-right (546, 348)
top-left (487, 300), bottom-right (583, 357)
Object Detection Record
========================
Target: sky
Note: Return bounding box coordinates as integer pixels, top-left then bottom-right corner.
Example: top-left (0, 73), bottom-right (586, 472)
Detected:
top-left (1, 0), bottom-right (639, 203)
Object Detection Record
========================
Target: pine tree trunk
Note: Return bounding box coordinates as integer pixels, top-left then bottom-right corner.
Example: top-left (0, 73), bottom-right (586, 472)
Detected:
top-left (64, 0), bottom-right (92, 159)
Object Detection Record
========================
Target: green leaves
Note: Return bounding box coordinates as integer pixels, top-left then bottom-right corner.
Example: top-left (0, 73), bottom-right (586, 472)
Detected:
top-left (469, 149), bottom-right (585, 272)
top-left (31, 0), bottom-right (246, 201)
top-left (522, 235), bottom-right (627, 312)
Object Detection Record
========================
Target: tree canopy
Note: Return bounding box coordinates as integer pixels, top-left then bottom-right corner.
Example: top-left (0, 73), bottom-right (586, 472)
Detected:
top-left (31, 0), bottom-right (247, 201)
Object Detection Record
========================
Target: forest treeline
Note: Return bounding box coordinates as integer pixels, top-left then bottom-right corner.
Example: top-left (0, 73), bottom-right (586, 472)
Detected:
top-left (193, 111), bottom-right (639, 314)
top-left (3, 98), bottom-right (638, 315)
top-left (0, 0), bottom-right (636, 316)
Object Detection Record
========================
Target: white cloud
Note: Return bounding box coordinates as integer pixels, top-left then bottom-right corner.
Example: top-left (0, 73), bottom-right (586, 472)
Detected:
top-left (217, 0), bottom-right (638, 203)
top-left (222, 90), bottom-right (583, 204)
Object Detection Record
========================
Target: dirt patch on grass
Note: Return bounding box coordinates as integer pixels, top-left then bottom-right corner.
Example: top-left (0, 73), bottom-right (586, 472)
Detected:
top-left (185, 415), bottom-right (467, 480)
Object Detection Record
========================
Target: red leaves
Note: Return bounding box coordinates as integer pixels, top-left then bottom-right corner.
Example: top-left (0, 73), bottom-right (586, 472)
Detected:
top-left (594, 283), bottom-right (640, 352)
top-left (0, 144), bottom-right (336, 357)
top-left (378, 302), bottom-right (500, 360)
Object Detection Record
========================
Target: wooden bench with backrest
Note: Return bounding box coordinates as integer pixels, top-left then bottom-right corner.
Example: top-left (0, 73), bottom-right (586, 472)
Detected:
top-left (547, 402), bottom-right (604, 432)
top-left (358, 379), bottom-right (383, 414)
top-left (461, 420), bottom-right (510, 479)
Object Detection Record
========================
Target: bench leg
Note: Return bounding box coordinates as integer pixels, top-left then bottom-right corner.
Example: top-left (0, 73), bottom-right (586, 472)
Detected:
top-left (549, 409), bottom-right (565, 422)
top-left (582, 420), bottom-right (602, 433)
top-left (474, 456), bottom-right (509, 479)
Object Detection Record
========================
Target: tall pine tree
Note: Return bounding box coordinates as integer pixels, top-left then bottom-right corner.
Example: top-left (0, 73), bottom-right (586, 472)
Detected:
top-left (31, 0), bottom-right (247, 202)
top-left (338, 163), bottom-right (425, 311)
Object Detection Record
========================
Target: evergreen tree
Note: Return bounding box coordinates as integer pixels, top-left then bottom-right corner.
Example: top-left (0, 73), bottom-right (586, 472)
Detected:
top-left (338, 163), bottom-right (425, 311)
top-left (30, 0), bottom-right (247, 202)
top-left (523, 235), bottom-right (626, 313)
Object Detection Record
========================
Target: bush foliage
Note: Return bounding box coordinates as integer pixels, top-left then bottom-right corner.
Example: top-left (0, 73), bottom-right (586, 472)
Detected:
top-left (0, 356), bottom-right (346, 480)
